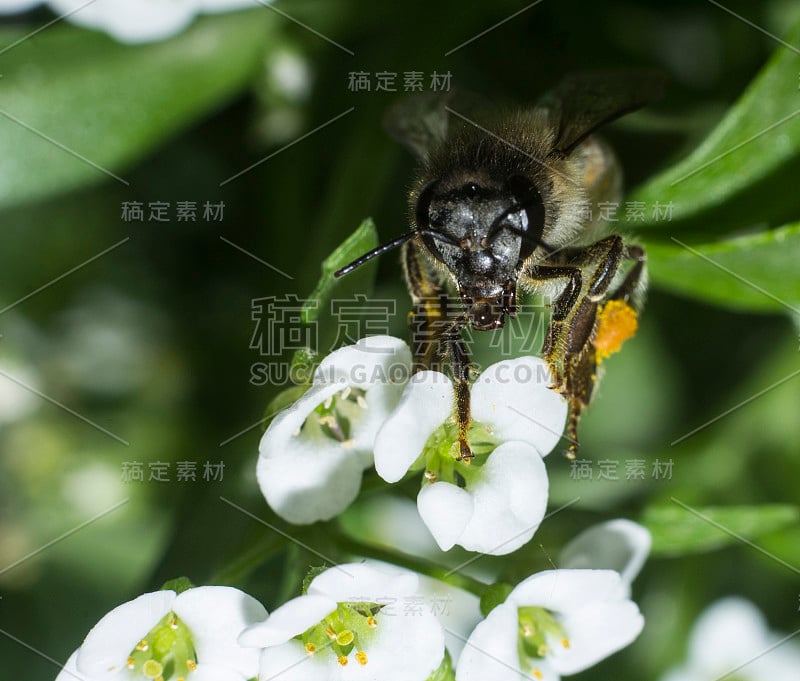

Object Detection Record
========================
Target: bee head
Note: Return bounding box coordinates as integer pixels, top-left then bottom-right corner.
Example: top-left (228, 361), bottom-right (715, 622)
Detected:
top-left (414, 173), bottom-right (546, 330)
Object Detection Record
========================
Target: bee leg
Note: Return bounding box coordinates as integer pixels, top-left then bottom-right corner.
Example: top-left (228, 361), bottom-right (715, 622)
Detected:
top-left (525, 237), bottom-right (630, 457)
top-left (403, 241), bottom-right (451, 370)
top-left (609, 244), bottom-right (647, 306)
top-left (403, 241), bottom-right (473, 460)
top-left (524, 264), bottom-right (583, 389)
top-left (443, 319), bottom-right (473, 461)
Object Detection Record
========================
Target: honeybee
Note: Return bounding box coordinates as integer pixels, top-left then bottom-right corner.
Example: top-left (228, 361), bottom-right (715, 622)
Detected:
top-left (336, 72), bottom-right (665, 459)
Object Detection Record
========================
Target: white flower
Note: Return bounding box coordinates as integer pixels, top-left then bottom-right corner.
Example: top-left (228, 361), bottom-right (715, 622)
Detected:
top-left (456, 569), bottom-right (644, 681)
top-left (2, 0), bottom-right (262, 44)
top-left (559, 518), bottom-right (652, 594)
top-left (660, 597), bottom-right (800, 681)
top-left (239, 562), bottom-right (446, 681)
top-left (55, 586), bottom-right (267, 681)
top-left (257, 335), bottom-right (412, 525)
top-left (0, 0), bottom-right (39, 12)
top-left (374, 356), bottom-right (567, 555)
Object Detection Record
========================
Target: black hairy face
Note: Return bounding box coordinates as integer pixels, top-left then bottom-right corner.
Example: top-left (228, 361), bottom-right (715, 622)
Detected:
top-left (415, 173), bottom-right (545, 330)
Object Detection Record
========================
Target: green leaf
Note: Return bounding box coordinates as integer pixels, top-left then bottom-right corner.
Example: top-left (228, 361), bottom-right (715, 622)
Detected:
top-left (0, 11), bottom-right (271, 208)
top-left (427, 650), bottom-right (455, 681)
top-left (261, 384), bottom-right (310, 432)
top-left (645, 223), bottom-right (800, 314)
top-left (160, 576), bottom-right (196, 594)
top-left (479, 582), bottom-right (513, 617)
top-left (643, 502), bottom-right (799, 557)
top-left (301, 217), bottom-right (380, 324)
top-left (629, 18), bottom-right (800, 227)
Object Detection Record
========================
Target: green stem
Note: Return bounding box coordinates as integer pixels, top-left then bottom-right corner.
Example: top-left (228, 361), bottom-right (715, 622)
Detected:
top-left (209, 532), bottom-right (285, 586)
top-left (333, 531), bottom-right (489, 597)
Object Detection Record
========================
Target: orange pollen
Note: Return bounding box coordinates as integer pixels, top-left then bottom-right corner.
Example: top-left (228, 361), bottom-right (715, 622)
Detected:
top-left (367, 616), bottom-right (378, 628)
top-left (593, 299), bottom-right (638, 360)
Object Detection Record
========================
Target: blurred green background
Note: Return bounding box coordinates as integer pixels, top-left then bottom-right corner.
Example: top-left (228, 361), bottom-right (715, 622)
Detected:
top-left (1, 1), bottom-right (799, 679)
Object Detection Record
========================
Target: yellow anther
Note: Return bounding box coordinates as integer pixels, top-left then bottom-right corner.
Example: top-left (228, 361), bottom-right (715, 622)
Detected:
top-left (337, 655), bottom-right (349, 666)
top-left (186, 660), bottom-right (197, 672)
top-left (326, 626), bottom-right (338, 640)
top-left (356, 651), bottom-right (368, 666)
top-left (356, 395), bottom-right (367, 409)
top-left (533, 669), bottom-right (544, 680)
top-left (336, 629), bottom-right (355, 646)
top-left (324, 396), bottom-right (333, 409)
top-left (341, 387), bottom-right (352, 401)
top-left (319, 415), bottom-right (337, 428)
top-left (424, 470), bottom-right (437, 482)
top-left (537, 644), bottom-right (548, 656)
top-left (367, 616), bottom-right (378, 628)
top-left (561, 637), bottom-right (571, 649)
top-left (126, 656), bottom-right (135, 669)
top-left (135, 639), bottom-right (149, 651)
top-left (305, 643), bottom-right (316, 654)
top-left (169, 616), bottom-right (178, 630)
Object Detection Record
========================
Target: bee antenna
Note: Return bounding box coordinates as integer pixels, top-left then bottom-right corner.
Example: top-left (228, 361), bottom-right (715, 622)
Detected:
top-left (334, 229), bottom-right (459, 278)
top-left (334, 230), bottom-right (417, 278)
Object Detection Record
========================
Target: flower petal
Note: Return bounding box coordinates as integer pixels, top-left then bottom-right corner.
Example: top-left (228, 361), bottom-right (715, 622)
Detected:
top-left (257, 437), bottom-right (363, 524)
top-left (239, 594), bottom-right (336, 648)
top-left (417, 482), bottom-right (473, 552)
top-left (549, 599), bottom-right (644, 674)
top-left (308, 562), bottom-right (418, 603)
top-left (686, 597), bottom-right (772, 675)
top-left (456, 602), bottom-right (533, 681)
top-left (316, 335), bottom-right (412, 464)
top-left (187, 664), bottom-right (249, 681)
top-left (0, 0), bottom-right (41, 12)
top-left (172, 586), bottom-right (267, 678)
top-left (374, 371), bottom-right (453, 483)
top-left (315, 335), bottom-right (411, 388)
top-left (56, 650), bottom-right (93, 681)
top-left (76, 590), bottom-right (176, 679)
top-left (508, 569), bottom-right (625, 614)
top-left (256, 640), bottom-right (333, 681)
top-left (415, 575), bottom-right (482, 665)
top-left (345, 602), bottom-right (445, 681)
top-left (48, 0), bottom-right (196, 44)
top-left (471, 357), bottom-right (567, 456)
top-left (457, 441), bottom-right (549, 555)
top-left (559, 519), bottom-right (651, 589)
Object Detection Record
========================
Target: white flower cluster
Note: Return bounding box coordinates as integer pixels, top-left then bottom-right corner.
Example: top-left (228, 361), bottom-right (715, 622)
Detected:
top-left (56, 521), bottom-right (650, 681)
top-left (0, 0), bottom-right (259, 43)
top-left (257, 335), bottom-right (569, 556)
top-left (53, 335), bottom-right (655, 681)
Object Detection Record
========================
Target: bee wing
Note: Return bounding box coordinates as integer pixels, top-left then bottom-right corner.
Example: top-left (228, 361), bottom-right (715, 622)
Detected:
top-left (540, 70), bottom-right (667, 156)
top-left (384, 90), bottom-right (491, 162)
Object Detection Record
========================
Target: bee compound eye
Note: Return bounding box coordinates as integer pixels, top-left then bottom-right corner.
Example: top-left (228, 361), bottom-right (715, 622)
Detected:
top-left (414, 180), bottom-right (440, 230)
